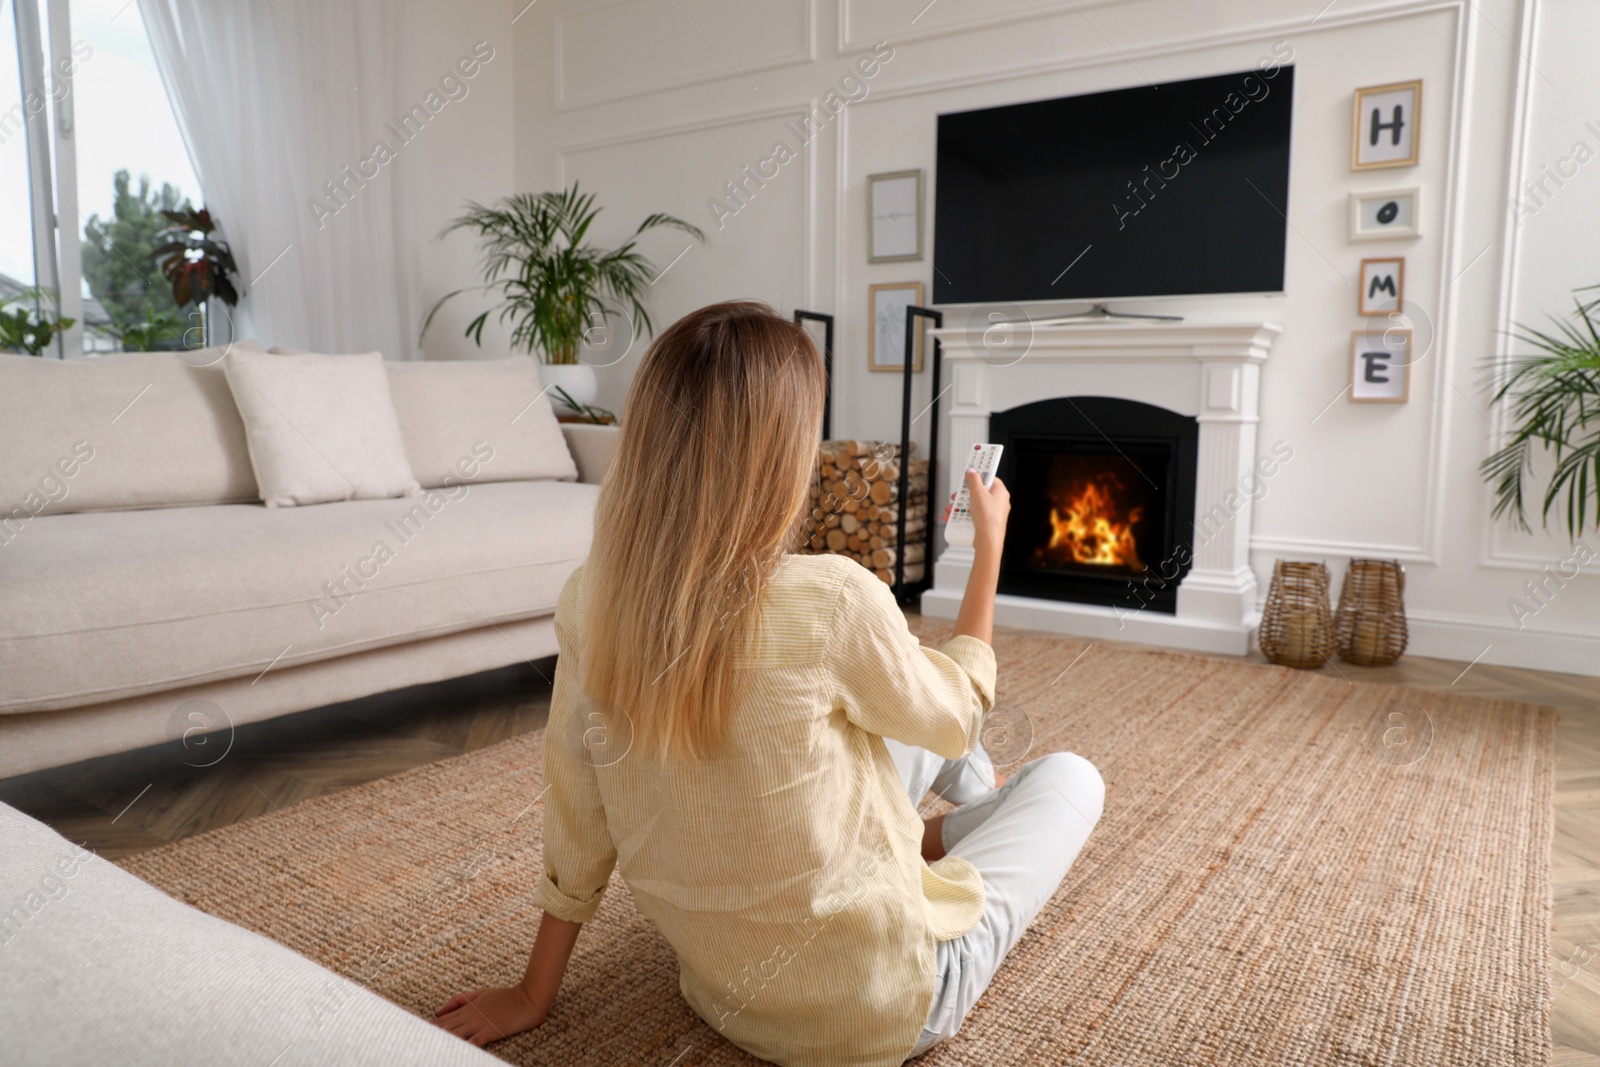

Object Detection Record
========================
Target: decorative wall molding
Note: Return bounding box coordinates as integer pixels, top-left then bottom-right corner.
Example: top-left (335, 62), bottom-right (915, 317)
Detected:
top-left (837, 0), bottom-right (1125, 55)
top-left (1475, 0), bottom-right (1595, 578)
top-left (554, 100), bottom-right (820, 312)
top-left (1247, 535), bottom-right (1436, 564)
top-left (555, 100), bottom-right (808, 159)
top-left (834, 1), bottom-right (1469, 566)
top-left (1475, 550), bottom-right (1600, 575)
top-left (552, 1), bottom-right (1474, 172)
top-left (840, 0), bottom-right (1468, 110)
top-left (1416, 2), bottom-right (1471, 565)
top-left (554, 0), bottom-right (816, 111)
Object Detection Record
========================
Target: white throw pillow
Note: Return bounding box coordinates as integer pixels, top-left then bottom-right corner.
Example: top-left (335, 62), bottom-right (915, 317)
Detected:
top-left (0, 341), bottom-right (268, 516)
top-left (386, 357), bottom-right (578, 488)
top-left (270, 349), bottom-right (577, 488)
top-left (223, 349), bottom-right (421, 507)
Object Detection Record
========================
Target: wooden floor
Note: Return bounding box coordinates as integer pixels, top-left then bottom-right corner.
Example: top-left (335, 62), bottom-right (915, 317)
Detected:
top-left (2, 625), bottom-right (1595, 1064)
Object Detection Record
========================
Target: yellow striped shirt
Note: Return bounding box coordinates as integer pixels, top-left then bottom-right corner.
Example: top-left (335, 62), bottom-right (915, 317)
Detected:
top-left (533, 552), bottom-right (997, 1066)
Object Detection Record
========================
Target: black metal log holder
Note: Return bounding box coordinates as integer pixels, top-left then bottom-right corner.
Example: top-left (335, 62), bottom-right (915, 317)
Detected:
top-left (792, 309), bottom-right (835, 440)
top-left (895, 306), bottom-right (942, 605)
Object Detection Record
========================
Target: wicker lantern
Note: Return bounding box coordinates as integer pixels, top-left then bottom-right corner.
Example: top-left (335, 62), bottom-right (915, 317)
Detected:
top-left (1334, 559), bottom-right (1409, 666)
top-left (1259, 560), bottom-right (1336, 669)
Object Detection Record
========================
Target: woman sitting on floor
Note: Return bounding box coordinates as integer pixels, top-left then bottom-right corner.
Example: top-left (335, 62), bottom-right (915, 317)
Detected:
top-left (432, 300), bottom-right (1104, 1065)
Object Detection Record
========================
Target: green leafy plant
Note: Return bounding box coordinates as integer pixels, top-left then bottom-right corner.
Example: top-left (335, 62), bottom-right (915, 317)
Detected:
top-left (548, 385), bottom-right (617, 425)
top-left (112, 302), bottom-right (185, 352)
top-left (422, 182), bottom-right (705, 364)
top-left (0, 288), bottom-right (75, 356)
top-left (152, 207), bottom-right (242, 309)
top-left (1481, 284), bottom-right (1600, 539)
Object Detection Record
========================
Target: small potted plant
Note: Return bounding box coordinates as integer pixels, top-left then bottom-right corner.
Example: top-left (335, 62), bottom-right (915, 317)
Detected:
top-left (112, 303), bottom-right (185, 352)
top-left (422, 182), bottom-right (705, 409)
top-left (151, 207), bottom-right (242, 348)
top-left (0, 288), bottom-right (75, 356)
top-left (1481, 283), bottom-right (1600, 540)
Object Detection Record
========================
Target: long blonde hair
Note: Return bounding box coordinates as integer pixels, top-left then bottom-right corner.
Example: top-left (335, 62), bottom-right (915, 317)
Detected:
top-left (583, 301), bottom-right (826, 760)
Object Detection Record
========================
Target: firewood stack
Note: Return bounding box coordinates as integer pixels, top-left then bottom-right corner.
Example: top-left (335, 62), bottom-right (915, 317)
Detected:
top-left (800, 439), bottom-right (930, 585)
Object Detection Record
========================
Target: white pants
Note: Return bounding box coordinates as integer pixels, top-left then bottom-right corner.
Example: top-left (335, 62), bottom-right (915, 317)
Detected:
top-left (885, 739), bottom-right (1105, 1060)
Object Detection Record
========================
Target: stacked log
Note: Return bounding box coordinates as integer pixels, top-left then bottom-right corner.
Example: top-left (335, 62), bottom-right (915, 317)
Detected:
top-left (799, 439), bottom-right (930, 585)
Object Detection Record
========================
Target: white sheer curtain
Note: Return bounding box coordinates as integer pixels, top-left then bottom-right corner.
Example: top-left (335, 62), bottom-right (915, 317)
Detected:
top-left (137, 0), bottom-right (421, 359)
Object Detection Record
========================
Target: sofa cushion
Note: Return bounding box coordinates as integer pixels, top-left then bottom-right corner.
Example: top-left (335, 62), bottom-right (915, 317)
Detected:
top-left (0, 341), bottom-right (266, 518)
top-left (265, 351), bottom-right (579, 489)
top-left (385, 357), bottom-right (578, 489)
top-left (0, 802), bottom-right (502, 1066)
top-left (0, 479), bottom-right (598, 714)
top-left (224, 349), bottom-right (421, 507)
top-left (559, 423), bottom-right (619, 485)
top-left (273, 349), bottom-right (580, 490)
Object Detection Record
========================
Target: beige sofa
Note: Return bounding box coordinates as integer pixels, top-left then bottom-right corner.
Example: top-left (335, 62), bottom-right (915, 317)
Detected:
top-left (1, 800), bottom-right (505, 1065)
top-left (0, 345), bottom-right (617, 779)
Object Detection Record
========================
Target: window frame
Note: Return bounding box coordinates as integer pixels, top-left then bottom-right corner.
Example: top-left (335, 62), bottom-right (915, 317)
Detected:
top-left (9, 0), bottom-right (194, 359)
top-left (9, 0), bottom-right (67, 355)
top-left (43, 0), bottom-right (81, 359)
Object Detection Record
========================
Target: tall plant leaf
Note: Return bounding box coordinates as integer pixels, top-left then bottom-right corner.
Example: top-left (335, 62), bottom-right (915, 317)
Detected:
top-left (1481, 284), bottom-right (1600, 540)
top-left (421, 182), bottom-right (706, 364)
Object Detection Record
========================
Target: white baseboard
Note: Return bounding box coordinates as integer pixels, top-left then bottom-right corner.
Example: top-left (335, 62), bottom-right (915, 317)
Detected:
top-left (1402, 610), bottom-right (1600, 680)
top-left (923, 592), bottom-right (1600, 679)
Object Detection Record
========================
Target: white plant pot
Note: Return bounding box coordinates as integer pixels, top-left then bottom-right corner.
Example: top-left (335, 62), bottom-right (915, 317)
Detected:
top-left (539, 363), bottom-right (597, 412)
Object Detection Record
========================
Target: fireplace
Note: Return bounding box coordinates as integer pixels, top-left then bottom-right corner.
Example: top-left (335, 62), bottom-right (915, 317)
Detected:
top-left (992, 397), bottom-right (1198, 614)
top-left (921, 320), bottom-right (1280, 655)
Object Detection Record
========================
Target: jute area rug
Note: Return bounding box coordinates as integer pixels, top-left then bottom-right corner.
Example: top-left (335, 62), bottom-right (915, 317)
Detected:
top-left (118, 629), bottom-right (1556, 1066)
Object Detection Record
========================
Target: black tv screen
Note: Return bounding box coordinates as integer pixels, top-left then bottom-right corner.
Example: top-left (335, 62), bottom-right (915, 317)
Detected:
top-left (932, 65), bottom-right (1294, 305)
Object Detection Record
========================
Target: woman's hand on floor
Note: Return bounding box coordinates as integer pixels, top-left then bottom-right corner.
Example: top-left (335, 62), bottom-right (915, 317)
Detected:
top-left (432, 985), bottom-right (547, 1046)
top-left (436, 912), bottom-right (582, 1046)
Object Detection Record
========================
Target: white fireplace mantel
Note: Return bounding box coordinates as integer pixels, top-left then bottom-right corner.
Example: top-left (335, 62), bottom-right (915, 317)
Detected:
top-left (921, 319), bottom-right (1282, 655)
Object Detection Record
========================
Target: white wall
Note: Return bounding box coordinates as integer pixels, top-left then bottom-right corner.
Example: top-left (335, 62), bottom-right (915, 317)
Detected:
top-left (405, 0), bottom-right (517, 362)
top-left (508, 0), bottom-right (1600, 676)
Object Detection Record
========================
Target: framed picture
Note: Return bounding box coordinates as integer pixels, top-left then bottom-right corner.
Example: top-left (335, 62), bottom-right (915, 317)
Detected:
top-left (1358, 257), bottom-right (1405, 315)
top-left (1350, 328), bottom-right (1411, 403)
top-left (867, 170), bottom-right (922, 262)
top-left (1352, 80), bottom-right (1421, 170)
top-left (1349, 188), bottom-right (1420, 241)
top-left (868, 281), bottom-right (924, 372)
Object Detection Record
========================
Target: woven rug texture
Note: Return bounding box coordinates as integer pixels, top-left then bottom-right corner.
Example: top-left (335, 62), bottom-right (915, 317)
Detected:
top-left (118, 630), bottom-right (1555, 1066)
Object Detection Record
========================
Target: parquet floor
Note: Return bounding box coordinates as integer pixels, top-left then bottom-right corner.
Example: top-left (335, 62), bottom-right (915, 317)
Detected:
top-left (2, 624), bottom-right (1595, 1064)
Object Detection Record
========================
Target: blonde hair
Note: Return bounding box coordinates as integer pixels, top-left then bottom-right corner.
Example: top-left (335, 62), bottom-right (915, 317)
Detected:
top-left (583, 301), bottom-right (826, 760)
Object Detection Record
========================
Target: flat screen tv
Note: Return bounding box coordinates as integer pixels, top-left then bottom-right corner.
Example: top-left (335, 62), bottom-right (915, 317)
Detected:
top-left (932, 65), bottom-right (1294, 306)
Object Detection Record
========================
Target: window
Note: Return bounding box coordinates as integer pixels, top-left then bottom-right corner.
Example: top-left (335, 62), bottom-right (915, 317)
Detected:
top-left (3, 0), bottom-right (199, 357)
top-left (0, 0), bottom-right (38, 292)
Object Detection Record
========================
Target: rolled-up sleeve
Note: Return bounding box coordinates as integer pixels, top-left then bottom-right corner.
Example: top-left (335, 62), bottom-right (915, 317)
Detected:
top-left (531, 571), bottom-right (617, 923)
top-left (828, 566), bottom-right (997, 759)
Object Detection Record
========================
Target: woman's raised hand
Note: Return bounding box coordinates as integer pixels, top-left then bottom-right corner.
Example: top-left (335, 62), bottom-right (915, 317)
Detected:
top-left (963, 468), bottom-right (1010, 556)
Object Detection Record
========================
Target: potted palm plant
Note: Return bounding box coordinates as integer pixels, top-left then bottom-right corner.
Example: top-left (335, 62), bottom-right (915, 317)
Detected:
top-left (422, 183), bottom-right (705, 409)
top-left (1481, 284), bottom-right (1600, 540)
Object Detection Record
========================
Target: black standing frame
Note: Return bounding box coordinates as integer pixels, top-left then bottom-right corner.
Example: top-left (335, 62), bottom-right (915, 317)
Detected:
top-left (895, 306), bottom-right (942, 604)
top-left (792, 310), bottom-right (835, 440)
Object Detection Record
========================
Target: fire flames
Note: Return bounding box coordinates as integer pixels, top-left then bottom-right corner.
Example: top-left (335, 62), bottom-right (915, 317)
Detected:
top-left (1044, 479), bottom-right (1143, 569)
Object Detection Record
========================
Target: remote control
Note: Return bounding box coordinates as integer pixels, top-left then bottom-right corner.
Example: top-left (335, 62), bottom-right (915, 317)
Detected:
top-left (943, 443), bottom-right (1003, 548)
